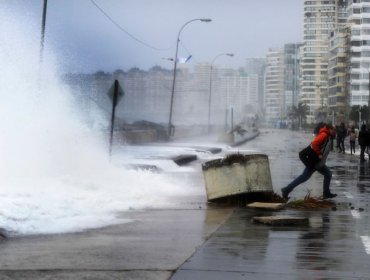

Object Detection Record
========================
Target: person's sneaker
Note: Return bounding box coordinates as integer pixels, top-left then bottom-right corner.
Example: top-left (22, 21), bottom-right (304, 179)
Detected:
top-left (281, 187), bottom-right (290, 200)
top-left (323, 193), bottom-right (337, 199)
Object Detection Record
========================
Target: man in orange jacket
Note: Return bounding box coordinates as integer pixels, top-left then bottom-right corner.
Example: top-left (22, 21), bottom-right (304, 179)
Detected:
top-left (281, 123), bottom-right (337, 200)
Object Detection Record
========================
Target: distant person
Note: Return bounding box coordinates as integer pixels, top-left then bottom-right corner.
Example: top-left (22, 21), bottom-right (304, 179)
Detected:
top-left (367, 126), bottom-right (370, 156)
top-left (348, 125), bottom-right (357, 155)
top-left (358, 124), bottom-right (367, 162)
top-left (330, 124), bottom-right (336, 151)
top-left (336, 122), bottom-right (346, 153)
top-left (281, 123), bottom-right (337, 200)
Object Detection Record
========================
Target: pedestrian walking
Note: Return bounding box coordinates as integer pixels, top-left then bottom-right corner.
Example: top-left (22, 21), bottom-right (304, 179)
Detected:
top-left (348, 125), bottom-right (357, 155)
top-left (336, 122), bottom-right (346, 153)
top-left (358, 124), bottom-right (367, 162)
top-left (330, 124), bottom-right (336, 151)
top-left (281, 123), bottom-right (337, 200)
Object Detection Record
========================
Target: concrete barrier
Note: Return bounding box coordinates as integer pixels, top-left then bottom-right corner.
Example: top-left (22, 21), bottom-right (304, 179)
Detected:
top-left (202, 154), bottom-right (273, 201)
top-left (231, 131), bottom-right (260, 147)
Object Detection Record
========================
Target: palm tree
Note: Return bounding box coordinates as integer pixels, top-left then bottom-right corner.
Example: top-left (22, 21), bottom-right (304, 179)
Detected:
top-left (350, 105), bottom-right (369, 125)
top-left (289, 102), bottom-right (308, 130)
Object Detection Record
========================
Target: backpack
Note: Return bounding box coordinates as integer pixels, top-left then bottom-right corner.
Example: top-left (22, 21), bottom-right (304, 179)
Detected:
top-left (299, 145), bottom-right (320, 169)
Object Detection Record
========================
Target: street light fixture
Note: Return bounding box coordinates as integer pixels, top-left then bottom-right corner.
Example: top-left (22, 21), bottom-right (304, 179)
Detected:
top-left (168, 18), bottom-right (212, 137)
top-left (207, 53), bottom-right (234, 133)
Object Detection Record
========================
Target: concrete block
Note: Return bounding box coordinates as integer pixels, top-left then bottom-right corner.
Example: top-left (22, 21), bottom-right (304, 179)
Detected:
top-left (247, 202), bottom-right (285, 210)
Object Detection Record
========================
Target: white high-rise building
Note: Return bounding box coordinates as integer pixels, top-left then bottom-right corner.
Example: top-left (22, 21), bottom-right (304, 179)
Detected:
top-left (247, 74), bottom-right (259, 107)
top-left (264, 48), bottom-right (284, 124)
top-left (245, 58), bottom-right (266, 114)
top-left (301, 0), bottom-right (338, 123)
top-left (283, 43), bottom-right (303, 116)
top-left (347, 0), bottom-right (370, 107)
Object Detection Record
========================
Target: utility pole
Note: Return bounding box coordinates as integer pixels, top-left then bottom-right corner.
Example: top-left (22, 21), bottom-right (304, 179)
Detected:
top-left (39, 0), bottom-right (48, 65)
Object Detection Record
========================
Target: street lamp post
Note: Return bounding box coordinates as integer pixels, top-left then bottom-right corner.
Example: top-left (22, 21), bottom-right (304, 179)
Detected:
top-left (168, 18), bottom-right (212, 137)
top-left (39, 0), bottom-right (48, 66)
top-left (207, 53), bottom-right (234, 133)
top-left (359, 108), bottom-right (362, 125)
top-left (359, 105), bottom-right (365, 125)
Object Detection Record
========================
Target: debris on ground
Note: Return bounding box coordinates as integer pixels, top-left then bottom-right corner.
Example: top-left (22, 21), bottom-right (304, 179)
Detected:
top-left (286, 191), bottom-right (335, 209)
top-left (247, 202), bottom-right (285, 210)
top-left (252, 216), bottom-right (309, 226)
top-left (208, 191), bottom-right (285, 207)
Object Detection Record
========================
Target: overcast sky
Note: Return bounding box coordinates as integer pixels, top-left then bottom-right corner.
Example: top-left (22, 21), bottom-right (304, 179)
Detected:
top-left (4, 0), bottom-right (304, 73)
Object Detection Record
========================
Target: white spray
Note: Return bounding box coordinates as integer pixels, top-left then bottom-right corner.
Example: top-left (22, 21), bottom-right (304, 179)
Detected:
top-left (0, 6), bottom-right (194, 235)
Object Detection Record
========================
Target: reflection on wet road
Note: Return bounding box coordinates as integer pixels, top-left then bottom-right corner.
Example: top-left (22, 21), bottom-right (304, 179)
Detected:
top-left (172, 130), bottom-right (370, 279)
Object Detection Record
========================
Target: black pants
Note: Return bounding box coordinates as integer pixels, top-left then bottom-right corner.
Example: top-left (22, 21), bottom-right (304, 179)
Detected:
top-left (350, 140), bottom-right (355, 154)
top-left (360, 145), bottom-right (366, 161)
top-left (337, 137), bottom-right (345, 152)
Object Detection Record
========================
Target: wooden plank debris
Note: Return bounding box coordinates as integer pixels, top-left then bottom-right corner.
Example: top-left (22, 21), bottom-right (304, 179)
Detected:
top-left (247, 202), bottom-right (285, 210)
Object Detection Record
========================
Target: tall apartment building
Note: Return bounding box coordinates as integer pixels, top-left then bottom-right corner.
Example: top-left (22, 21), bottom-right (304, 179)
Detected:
top-left (207, 68), bottom-right (248, 126)
top-left (118, 67), bottom-right (173, 123)
top-left (283, 43), bottom-right (303, 115)
top-left (328, 27), bottom-right (348, 123)
top-left (245, 58), bottom-right (267, 114)
top-left (302, 0), bottom-right (339, 123)
top-left (246, 74), bottom-right (259, 108)
top-left (325, 0), bottom-right (348, 124)
top-left (245, 58), bottom-right (266, 74)
top-left (347, 0), bottom-right (370, 109)
top-left (264, 48), bottom-right (285, 124)
top-left (64, 64), bottom-right (255, 129)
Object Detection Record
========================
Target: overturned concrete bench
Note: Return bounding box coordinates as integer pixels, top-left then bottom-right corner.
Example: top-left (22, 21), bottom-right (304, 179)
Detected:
top-left (202, 154), bottom-right (273, 201)
top-left (252, 216), bottom-right (309, 226)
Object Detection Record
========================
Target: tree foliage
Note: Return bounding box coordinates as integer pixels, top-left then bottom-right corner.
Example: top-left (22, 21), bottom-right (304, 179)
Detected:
top-left (289, 102), bottom-right (309, 129)
top-left (349, 105), bottom-right (369, 123)
top-left (289, 102), bottom-right (308, 120)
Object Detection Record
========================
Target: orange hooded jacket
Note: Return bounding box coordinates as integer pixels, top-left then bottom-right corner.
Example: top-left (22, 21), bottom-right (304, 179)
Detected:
top-left (311, 126), bottom-right (330, 157)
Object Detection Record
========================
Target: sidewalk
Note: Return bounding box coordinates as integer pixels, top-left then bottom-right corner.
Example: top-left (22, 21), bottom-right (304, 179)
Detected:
top-left (171, 130), bottom-right (370, 279)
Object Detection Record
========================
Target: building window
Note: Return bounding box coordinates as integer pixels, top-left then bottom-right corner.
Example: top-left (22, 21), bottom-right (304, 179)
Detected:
top-left (353, 8), bottom-right (361, 14)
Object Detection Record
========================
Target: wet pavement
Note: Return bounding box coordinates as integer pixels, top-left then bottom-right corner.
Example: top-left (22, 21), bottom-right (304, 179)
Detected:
top-left (171, 130), bottom-right (370, 279)
top-left (171, 208), bottom-right (370, 279)
top-left (0, 208), bottom-right (233, 279)
top-left (2, 129), bottom-right (370, 279)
